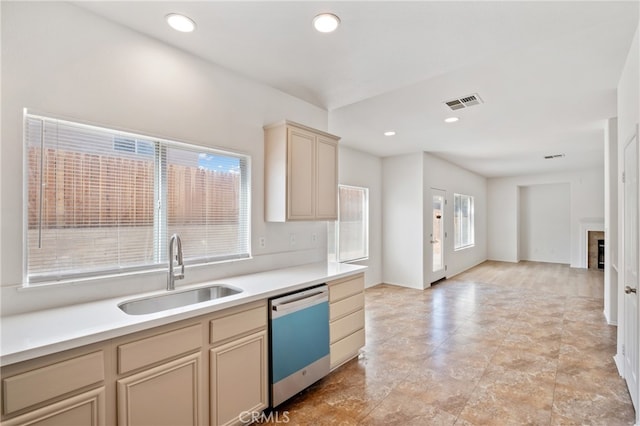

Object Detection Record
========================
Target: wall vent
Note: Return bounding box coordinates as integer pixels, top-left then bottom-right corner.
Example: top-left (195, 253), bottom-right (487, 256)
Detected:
top-left (444, 93), bottom-right (483, 111)
top-left (544, 154), bottom-right (565, 160)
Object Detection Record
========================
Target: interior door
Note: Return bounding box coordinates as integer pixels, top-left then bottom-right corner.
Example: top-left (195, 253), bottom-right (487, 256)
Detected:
top-left (431, 189), bottom-right (446, 283)
top-left (623, 131), bottom-right (639, 410)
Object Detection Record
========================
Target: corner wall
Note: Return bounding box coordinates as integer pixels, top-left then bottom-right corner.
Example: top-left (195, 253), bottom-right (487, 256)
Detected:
top-left (381, 153), bottom-right (424, 289)
top-left (604, 117), bottom-right (618, 325)
top-left (487, 169), bottom-right (604, 268)
top-left (338, 146), bottom-right (382, 288)
top-left (518, 183), bottom-right (571, 264)
top-left (423, 153), bottom-right (487, 282)
top-left (381, 152), bottom-right (487, 289)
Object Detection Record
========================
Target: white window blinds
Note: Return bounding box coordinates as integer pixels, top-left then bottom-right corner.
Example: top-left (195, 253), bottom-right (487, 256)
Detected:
top-left (25, 112), bottom-right (250, 284)
top-left (166, 145), bottom-right (250, 263)
top-left (453, 193), bottom-right (474, 250)
top-left (329, 185), bottom-right (369, 263)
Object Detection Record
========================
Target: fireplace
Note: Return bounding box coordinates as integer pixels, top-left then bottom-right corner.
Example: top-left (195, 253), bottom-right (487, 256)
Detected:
top-left (587, 230), bottom-right (605, 269)
top-left (598, 239), bottom-right (605, 269)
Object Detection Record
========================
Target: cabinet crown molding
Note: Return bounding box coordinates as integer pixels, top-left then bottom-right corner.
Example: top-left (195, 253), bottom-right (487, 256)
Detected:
top-left (263, 120), bottom-right (341, 142)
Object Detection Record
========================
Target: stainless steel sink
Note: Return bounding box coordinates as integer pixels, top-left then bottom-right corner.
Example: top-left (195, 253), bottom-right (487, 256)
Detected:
top-left (118, 284), bottom-right (243, 315)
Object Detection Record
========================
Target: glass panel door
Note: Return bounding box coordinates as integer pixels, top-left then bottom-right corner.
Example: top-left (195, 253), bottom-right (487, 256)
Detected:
top-left (431, 189), bottom-right (446, 279)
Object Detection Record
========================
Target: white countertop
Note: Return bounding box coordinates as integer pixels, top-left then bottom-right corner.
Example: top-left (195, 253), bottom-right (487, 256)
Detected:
top-left (0, 262), bottom-right (366, 366)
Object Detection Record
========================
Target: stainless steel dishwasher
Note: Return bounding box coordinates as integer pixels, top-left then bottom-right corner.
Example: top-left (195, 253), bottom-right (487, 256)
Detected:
top-left (269, 285), bottom-right (330, 407)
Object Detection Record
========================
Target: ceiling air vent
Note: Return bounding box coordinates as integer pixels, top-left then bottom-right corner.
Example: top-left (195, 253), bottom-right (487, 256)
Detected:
top-left (444, 93), bottom-right (483, 111)
top-left (544, 154), bottom-right (565, 160)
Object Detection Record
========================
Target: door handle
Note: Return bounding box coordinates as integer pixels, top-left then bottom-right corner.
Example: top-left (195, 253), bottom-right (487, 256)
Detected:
top-left (625, 286), bottom-right (637, 294)
top-left (430, 240), bottom-right (438, 244)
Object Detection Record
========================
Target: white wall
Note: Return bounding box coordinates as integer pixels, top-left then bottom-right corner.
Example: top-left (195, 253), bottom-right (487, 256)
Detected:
top-left (487, 180), bottom-right (519, 263)
top-left (488, 168), bottom-right (604, 268)
top-left (382, 154), bottom-right (424, 289)
top-left (1, 2), bottom-right (336, 314)
top-left (0, 1), bottom-right (3, 294)
top-left (337, 146), bottom-right (382, 288)
top-left (604, 117), bottom-right (618, 325)
top-left (518, 183), bottom-right (571, 264)
top-left (381, 152), bottom-right (487, 289)
top-left (422, 153), bottom-right (487, 282)
top-left (617, 29), bottom-right (640, 148)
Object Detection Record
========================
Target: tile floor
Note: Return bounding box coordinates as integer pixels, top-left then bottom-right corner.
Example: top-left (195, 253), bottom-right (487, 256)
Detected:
top-left (265, 261), bottom-right (636, 425)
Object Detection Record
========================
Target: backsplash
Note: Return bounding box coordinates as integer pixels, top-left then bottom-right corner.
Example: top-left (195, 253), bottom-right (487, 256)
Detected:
top-left (0, 248), bottom-right (326, 317)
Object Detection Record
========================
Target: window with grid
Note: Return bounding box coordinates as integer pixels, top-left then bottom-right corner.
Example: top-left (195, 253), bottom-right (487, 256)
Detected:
top-left (25, 112), bottom-right (250, 284)
top-left (329, 185), bottom-right (369, 263)
top-left (453, 193), bottom-right (474, 250)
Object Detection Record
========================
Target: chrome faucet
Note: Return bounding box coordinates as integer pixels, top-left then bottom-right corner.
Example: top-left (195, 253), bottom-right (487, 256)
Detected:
top-left (168, 234), bottom-right (184, 291)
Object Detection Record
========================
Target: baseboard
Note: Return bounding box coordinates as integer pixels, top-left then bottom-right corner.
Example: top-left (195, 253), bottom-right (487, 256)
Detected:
top-left (445, 258), bottom-right (488, 280)
top-left (604, 309), bottom-right (618, 326)
top-left (614, 353), bottom-right (625, 376)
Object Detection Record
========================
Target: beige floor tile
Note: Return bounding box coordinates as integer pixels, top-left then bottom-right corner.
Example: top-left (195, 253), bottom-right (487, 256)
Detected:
top-left (268, 261), bottom-right (635, 425)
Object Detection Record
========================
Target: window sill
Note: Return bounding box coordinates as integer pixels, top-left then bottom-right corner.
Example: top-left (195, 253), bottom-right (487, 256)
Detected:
top-left (22, 256), bottom-right (252, 290)
top-left (339, 257), bottom-right (369, 264)
top-left (454, 245), bottom-right (475, 252)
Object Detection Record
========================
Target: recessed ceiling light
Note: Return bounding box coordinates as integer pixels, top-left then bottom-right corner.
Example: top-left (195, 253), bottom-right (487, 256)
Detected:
top-left (384, 131), bottom-right (396, 136)
top-left (313, 13), bottom-right (340, 33)
top-left (166, 13), bottom-right (196, 33)
top-left (444, 117), bottom-right (459, 123)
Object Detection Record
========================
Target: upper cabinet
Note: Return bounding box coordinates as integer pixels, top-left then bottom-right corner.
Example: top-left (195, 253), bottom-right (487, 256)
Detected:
top-left (264, 121), bottom-right (340, 221)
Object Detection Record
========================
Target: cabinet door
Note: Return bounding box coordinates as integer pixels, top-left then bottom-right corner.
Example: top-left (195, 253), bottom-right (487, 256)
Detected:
top-left (315, 136), bottom-right (338, 220)
top-left (287, 127), bottom-right (316, 219)
top-left (117, 353), bottom-right (201, 426)
top-left (210, 330), bottom-right (268, 426)
top-left (2, 387), bottom-right (105, 426)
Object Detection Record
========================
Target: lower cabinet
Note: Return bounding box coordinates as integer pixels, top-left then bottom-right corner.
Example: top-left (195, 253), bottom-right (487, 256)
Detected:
top-left (116, 353), bottom-right (202, 426)
top-left (1, 349), bottom-right (106, 426)
top-left (2, 278), bottom-right (364, 426)
top-left (2, 387), bottom-right (106, 426)
top-left (1, 303), bottom-right (268, 426)
top-left (209, 302), bottom-right (269, 426)
top-left (210, 331), bottom-right (268, 426)
top-left (328, 273), bottom-right (366, 370)
top-left (115, 323), bottom-right (204, 426)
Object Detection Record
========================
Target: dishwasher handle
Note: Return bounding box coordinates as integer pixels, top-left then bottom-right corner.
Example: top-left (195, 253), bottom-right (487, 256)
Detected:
top-left (271, 287), bottom-right (328, 315)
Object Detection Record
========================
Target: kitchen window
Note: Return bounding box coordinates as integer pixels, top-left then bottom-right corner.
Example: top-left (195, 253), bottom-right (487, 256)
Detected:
top-left (453, 193), bottom-right (474, 250)
top-left (329, 185), bottom-right (369, 263)
top-left (24, 112), bottom-right (250, 284)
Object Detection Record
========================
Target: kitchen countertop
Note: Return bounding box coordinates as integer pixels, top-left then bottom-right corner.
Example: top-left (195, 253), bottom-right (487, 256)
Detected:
top-left (0, 262), bottom-right (366, 366)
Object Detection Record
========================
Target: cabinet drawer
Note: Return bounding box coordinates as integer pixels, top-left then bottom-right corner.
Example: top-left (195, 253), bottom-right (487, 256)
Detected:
top-left (2, 387), bottom-right (106, 426)
top-left (330, 328), bottom-right (365, 369)
top-left (330, 309), bottom-right (364, 344)
top-left (3, 351), bottom-right (104, 415)
top-left (210, 305), bottom-right (267, 346)
top-left (118, 324), bottom-right (201, 375)
top-left (329, 274), bottom-right (364, 302)
top-left (330, 291), bottom-right (364, 321)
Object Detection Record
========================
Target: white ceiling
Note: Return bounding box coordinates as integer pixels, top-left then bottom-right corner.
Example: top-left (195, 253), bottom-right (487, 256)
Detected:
top-left (77, 1), bottom-right (639, 177)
